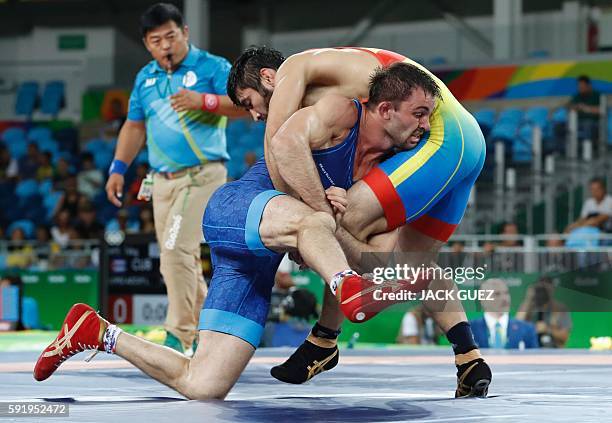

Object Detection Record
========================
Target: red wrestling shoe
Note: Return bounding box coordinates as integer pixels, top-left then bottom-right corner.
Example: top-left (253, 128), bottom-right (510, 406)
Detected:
top-left (33, 303), bottom-right (105, 381)
top-left (338, 274), bottom-right (430, 323)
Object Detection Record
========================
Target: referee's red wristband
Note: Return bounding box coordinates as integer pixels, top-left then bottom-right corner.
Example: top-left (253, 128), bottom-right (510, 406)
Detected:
top-left (201, 93), bottom-right (220, 112)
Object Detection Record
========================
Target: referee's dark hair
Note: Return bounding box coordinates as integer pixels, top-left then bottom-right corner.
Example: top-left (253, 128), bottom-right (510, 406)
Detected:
top-left (140, 3), bottom-right (184, 37)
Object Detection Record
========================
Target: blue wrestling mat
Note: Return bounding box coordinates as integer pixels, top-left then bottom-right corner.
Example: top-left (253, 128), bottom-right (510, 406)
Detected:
top-left (1, 347), bottom-right (611, 422)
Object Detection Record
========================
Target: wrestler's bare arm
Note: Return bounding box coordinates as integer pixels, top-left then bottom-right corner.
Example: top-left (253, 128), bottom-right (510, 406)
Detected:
top-left (269, 95), bottom-right (357, 214)
top-left (265, 49), bottom-right (375, 144)
top-left (264, 49), bottom-right (378, 193)
top-left (264, 54), bottom-right (311, 147)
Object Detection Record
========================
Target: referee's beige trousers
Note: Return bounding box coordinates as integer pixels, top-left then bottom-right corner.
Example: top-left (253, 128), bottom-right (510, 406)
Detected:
top-left (152, 162), bottom-right (226, 350)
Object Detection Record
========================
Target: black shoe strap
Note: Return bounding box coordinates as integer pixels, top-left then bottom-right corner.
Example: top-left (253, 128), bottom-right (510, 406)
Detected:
top-left (312, 322), bottom-right (341, 339)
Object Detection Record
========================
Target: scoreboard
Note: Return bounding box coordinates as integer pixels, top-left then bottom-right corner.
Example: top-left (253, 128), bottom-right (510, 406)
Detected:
top-left (102, 233), bottom-right (211, 326)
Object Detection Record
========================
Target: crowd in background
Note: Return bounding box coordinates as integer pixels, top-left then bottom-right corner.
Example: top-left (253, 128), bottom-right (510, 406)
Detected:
top-left (398, 276), bottom-right (573, 350)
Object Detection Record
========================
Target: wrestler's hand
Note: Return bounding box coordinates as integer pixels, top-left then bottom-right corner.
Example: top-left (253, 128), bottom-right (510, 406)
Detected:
top-left (106, 173), bottom-right (125, 207)
top-left (325, 186), bottom-right (347, 216)
top-left (170, 89), bottom-right (203, 112)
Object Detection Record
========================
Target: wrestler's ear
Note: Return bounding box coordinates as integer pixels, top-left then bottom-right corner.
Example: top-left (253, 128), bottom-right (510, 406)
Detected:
top-left (377, 101), bottom-right (393, 120)
top-left (260, 68), bottom-right (276, 87)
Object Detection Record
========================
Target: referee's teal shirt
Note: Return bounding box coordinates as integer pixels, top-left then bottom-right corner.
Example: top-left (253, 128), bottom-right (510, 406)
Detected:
top-left (127, 45), bottom-right (231, 172)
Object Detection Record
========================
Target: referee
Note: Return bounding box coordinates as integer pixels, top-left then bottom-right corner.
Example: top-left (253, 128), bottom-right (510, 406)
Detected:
top-left (106, 3), bottom-right (245, 354)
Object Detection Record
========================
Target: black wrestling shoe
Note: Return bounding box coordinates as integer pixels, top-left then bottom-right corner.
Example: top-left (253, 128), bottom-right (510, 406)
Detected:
top-left (455, 358), bottom-right (492, 398)
top-left (270, 340), bottom-right (339, 384)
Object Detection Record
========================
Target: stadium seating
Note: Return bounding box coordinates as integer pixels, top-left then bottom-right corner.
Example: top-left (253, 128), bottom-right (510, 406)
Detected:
top-left (524, 106), bottom-right (549, 129)
top-left (94, 149), bottom-right (114, 171)
top-left (473, 109), bottom-right (496, 136)
top-left (225, 119), bottom-right (265, 180)
top-left (37, 138), bottom-right (60, 156)
top-left (15, 179), bottom-right (39, 197)
top-left (41, 81), bottom-right (65, 115)
top-left (27, 126), bottom-right (52, 144)
top-left (489, 121), bottom-right (519, 145)
top-left (513, 124), bottom-right (534, 163)
top-left (43, 191), bottom-right (63, 223)
top-left (551, 107), bottom-right (568, 125)
top-left (1, 127), bottom-right (26, 145)
top-left (135, 150), bottom-right (149, 165)
top-left (38, 179), bottom-right (53, 196)
top-left (472, 104), bottom-right (577, 161)
top-left (7, 219), bottom-right (35, 239)
top-left (15, 81), bottom-right (39, 117)
top-left (6, 141), bottom-right (27, 160)
top-left (497, 108), bottom-right (524, 125)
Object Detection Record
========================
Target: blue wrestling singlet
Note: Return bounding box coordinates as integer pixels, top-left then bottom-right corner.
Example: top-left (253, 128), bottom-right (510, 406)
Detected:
top-left (199, 101), bottom-right (362, 347)
top-left (311, 99), bottom-right (362, 190)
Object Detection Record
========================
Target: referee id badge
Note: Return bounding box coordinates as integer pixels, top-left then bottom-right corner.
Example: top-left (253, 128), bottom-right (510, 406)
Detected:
top-left (137, 173), bottom-right (154, 202)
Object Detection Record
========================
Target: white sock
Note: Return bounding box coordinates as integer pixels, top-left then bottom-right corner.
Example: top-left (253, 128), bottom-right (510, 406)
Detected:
top-left (330, 270), bottom-right (358, 296)
top-left (103, 324), bottom-right (123, 354)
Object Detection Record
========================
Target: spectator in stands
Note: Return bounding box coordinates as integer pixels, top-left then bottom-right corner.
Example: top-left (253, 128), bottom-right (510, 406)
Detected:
top-left (36, 152), bottom-right (54, 181)
top-left (566, 177), bottom-right (612, 233)
top-left (35, 225), bottom-right (51, 244)
top-left (480, 222), bottom-right (521, 254)
top-left (105, 209), bottom-right (140, 234)
top-left (263, 258), bottom-right (295, 328)
top-left (105, 98), bottom-right (127, 137)
top-left (568, 75), bottom-right (601, 142)
top-left (0, 144), bottom-right (18, 182)
top-left (397, 305), bottom-right (442, 345)
top-left (542, 235), bottom-right (568, 273)
top-left (138, 206), bottom-right (155, 234)
top-left (51, 209), bottom-right (72, 248)
top-left (261, 257), bottom-right (319, 348)
top-left (499, 222), bottom-right (522, 247)
top-left (448, 241), bottom-right (469, 268)
top-left (6, 227), bottom-right (35, 269)
top-left (77, 153), bottom-right (104, 199)
top-left (74, 200), bottom-right (103, 239)
top-left (470, 279), bottom-right (539, 349)
top-left (546, 236), bottom-right (565, 247)
top-left (34, 225), bottom-right (59, 270)
top-left (477, 222), bottom-right (522, 272)
top-left (53, 157), bottom-right (73, 191)
top-left (516, 276), bottom-right (572, 348)
top-left (18, 143), bottom-right (40, 180)
top-left (56, 176), bottom-right (83, 219)
top-left (125, 163), bottom-right (149, 207)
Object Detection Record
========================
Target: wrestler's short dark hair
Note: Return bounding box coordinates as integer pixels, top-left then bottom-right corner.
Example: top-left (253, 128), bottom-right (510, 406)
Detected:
top-left (227, 46), bottom-right (286, 106)
top-left (140, 3), bottom-right (184, 37)
top-left (367, 62), bottom-right (441, 109)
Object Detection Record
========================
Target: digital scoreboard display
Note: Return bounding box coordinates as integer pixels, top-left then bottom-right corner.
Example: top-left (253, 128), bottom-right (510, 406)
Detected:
top-left (104, 233), bottom-right (211, 325)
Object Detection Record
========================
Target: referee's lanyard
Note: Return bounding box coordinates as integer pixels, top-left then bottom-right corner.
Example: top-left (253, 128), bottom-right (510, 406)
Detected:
top-left (156, 70), bottom-right (174, 98)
